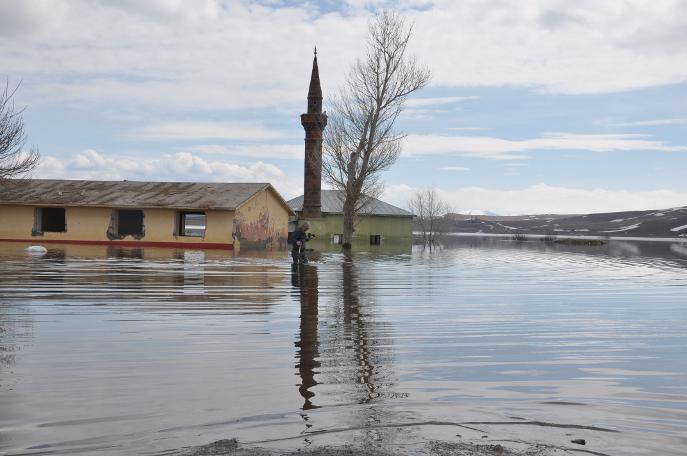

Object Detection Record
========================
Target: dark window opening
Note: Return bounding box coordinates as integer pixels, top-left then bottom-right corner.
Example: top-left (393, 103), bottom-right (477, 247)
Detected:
top-left (117, 210), bottom-right (144, 236)
top-left (178, 212), bottom-right (207, 237)
top-left (40, 208), bottom-right (66, 232)
top-left (370, 234), bottom-right (381, 245)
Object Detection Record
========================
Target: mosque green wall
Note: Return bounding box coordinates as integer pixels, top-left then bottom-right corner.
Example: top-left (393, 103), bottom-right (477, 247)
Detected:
top-left (303, 213), bottom-right (413, 243)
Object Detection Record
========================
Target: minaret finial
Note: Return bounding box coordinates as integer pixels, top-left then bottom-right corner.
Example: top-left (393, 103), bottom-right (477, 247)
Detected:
top-left (306, 47), bottom-right (322, 109)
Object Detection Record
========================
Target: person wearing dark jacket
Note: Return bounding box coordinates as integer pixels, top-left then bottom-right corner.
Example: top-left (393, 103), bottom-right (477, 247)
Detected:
top-left (292, 222), bottom-right (313, 263)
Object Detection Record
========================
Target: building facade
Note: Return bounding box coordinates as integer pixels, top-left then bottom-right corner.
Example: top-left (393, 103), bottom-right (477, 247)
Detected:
top-left (288, 190), bottom-right (414, 245)
top-left (0, 179), bottom-right (293, 250)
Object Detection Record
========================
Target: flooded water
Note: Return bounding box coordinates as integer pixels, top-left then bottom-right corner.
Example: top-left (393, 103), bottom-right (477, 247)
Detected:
top-left (1, 239), bottom-right (686, 455)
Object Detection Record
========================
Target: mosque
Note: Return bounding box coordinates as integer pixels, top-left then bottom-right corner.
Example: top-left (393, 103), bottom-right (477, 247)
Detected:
top-left (288, 51), bottom-right (413, 245)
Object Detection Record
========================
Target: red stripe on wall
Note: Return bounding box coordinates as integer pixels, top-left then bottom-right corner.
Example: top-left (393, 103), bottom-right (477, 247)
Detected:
top-left (0, 238), bottom-right (234, 250)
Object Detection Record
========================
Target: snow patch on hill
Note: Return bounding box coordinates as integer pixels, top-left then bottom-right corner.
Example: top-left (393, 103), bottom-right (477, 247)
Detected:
top-left (602, 223), bottom-right (642, 233)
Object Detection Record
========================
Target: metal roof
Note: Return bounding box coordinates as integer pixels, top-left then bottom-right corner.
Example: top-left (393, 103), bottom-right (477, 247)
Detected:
top-left (288, 190), bottom-right (413, 217)
top-left (0, 179), bottom-right (294, 213)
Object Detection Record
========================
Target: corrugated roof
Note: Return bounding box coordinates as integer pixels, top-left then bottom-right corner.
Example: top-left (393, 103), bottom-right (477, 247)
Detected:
top-left (0, 179), bottom-right (293, 212)
top-left (288, 190), bottom-right (413, 217)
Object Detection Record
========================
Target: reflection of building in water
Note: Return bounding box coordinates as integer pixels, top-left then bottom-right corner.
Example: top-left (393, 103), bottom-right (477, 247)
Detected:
top-left (106, 246), bottom-right (144, 260)
top-left (0, 306), bottom-right (33, 429)
top-left (179, 250), bottom-right (206, 295)
top-left (0, 303), bottom-right (32, 371)
top-left (7, 245), bottom-right (289, 314)
top-left (0, 257), bottom-right (36, 381)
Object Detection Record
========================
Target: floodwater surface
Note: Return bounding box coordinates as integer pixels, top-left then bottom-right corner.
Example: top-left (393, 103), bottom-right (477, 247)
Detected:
top-left (1, 239), bottom-right (686, 455)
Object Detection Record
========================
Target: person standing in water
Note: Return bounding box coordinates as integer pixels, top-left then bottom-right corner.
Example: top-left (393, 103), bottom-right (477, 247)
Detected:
top-left (292, 222), bottom-right (314, 264)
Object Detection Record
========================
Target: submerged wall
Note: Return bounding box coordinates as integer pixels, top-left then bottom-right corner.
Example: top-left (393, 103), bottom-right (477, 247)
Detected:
top-left (234, 188), bottom-right (289, 250)
top-left (302, 214), bottom-right (414, 243)
top-left (0, 205), bottom-right (235, 248)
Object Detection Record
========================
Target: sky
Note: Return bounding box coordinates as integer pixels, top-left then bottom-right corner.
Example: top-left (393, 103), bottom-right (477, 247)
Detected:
top-left (1, 0), bottom-right (686, 215)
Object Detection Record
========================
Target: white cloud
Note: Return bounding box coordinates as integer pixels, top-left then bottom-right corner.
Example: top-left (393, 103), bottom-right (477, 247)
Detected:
top-left (2, 1), bottom-right (366, 110)
top-left (189, 143), bottom-right (303, 160)
top-left (412, 0), bottom-right (687, 94)
top-left (402, 96), bottom-right (479, 119)
top-left (606, 118), bottom-right (687, 127)
top-left (440, 166), bottom-right (470, 171)
top-left (2, 0), bottom-right (686, 114)
top-left (383, 183), bottom-right (687, 216)
top-left (0, 1), bottom-right (68, 38)
top-left (129, 122), bottom-right (285, 141)
top-left (406, 96), bottom-right (479, 107)
top-left (403, 132), bottom-right (687, 160)
top-left (35, 149), bottom-right (303, 199)
top-left (448, 127), bottom-right (486, 132)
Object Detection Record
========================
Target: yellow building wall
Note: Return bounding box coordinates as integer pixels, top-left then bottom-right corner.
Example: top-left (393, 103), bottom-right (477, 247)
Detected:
top-left (0, 205), bottom-right (235, 247)
top-left (234, 188), bottom-right (290, 250)
top-left (0, 205), bottom-right (35, 239)
top-left (142, 208), bottom-right (235, 244)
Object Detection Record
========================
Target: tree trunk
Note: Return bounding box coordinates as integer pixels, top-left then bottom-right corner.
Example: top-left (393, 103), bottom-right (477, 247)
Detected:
top-left (342, 197), bottom-right (355, 248)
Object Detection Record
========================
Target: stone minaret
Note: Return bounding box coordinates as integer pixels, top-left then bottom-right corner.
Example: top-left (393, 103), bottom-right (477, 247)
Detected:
top-left (300, 47), bottom-right (327, 219)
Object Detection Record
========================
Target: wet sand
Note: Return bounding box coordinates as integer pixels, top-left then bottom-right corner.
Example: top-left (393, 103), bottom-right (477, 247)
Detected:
top-left (171, 416), bottom-right (619, 455)
top-left (176, 437), bottom-right (602, 456)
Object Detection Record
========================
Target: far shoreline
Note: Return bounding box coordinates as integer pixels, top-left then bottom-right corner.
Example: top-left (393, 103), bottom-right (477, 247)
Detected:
top-left (424, 232), bottom-right (687, 244)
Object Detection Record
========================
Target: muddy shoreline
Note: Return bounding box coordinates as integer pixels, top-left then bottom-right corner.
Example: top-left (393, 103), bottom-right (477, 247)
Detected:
top-left (173, 418), bottom-right (618, 456)
top-left (175, 437), bottom-right (603, 456)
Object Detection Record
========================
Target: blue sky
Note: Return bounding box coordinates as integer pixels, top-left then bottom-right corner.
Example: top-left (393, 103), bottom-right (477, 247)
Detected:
top-left (2, 0), bottom-right (686, 214)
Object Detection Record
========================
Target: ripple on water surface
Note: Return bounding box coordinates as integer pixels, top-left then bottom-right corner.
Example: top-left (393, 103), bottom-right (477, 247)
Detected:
top-left (0, 239), bottom-right (686, 455)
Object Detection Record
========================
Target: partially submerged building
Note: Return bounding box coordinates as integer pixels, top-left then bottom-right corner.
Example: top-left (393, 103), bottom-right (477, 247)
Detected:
top-left (288, 190), bottom-right (414, 245)
top-left (0, 179), bottom-right (293, 250)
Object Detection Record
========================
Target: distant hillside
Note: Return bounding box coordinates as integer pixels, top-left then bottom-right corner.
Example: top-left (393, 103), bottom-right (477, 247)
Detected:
top-left (442, 207), bottom-right (687, 238)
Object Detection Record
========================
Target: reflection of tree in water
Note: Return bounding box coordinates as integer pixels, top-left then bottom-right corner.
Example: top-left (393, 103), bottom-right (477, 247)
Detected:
top-left (293, 252), bottom-right (397, 411)
top-left (338, 253), bottom-right (396, 405)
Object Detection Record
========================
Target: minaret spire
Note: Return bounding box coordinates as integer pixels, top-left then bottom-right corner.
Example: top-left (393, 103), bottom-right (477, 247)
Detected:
top-left (307, 48), bottom-right (323, 114)
top-left (301, 48), bottom-right (327, 220)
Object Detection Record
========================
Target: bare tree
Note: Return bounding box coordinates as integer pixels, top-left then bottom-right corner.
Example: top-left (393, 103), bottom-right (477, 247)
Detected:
top-left (1, 81), bottom-right (39, 180)
top-left (322, 11), bottom-right (430, 247)
top-left (409, 188), bottom-right (450, 246)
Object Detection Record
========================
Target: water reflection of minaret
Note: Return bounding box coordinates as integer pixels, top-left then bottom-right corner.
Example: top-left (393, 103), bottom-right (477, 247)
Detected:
top-left (293, 264), bottom-right (320, 410)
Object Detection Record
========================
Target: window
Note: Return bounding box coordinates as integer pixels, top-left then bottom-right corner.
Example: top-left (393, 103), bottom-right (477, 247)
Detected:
top-left (116, 210), bottom-right (144, 237)
top-left (370, 234), bottom-right (381, 245)
top-left (178, 211), bottom-right (207, 237)
top-left (332, 233), bottom-right (343, 245)
top-left (34, 207), bottom-right (66, 234)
